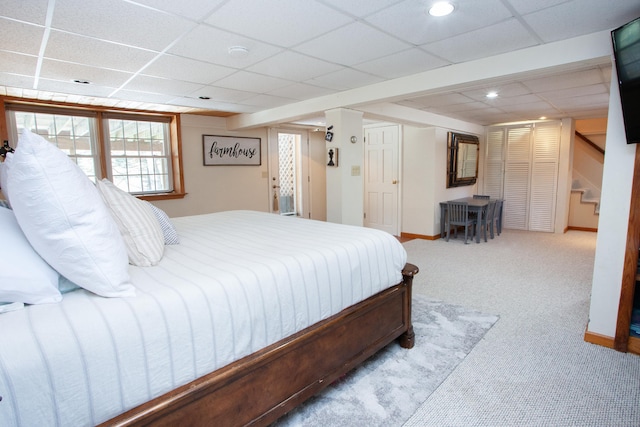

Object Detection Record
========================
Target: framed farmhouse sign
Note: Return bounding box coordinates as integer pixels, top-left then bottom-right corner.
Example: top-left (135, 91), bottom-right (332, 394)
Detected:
top-left (203, 135), bottom-right (261, 166)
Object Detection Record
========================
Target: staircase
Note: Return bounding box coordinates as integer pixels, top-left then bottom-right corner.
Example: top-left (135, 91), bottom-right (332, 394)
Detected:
top-left (569, 174), bottom-right (600, 231)
top-left (571, 180), bottom-right (600, 215)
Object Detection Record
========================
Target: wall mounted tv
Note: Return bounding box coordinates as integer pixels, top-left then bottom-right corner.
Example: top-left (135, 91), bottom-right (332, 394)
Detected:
top-left (612, 16), bottom-right (640, 144)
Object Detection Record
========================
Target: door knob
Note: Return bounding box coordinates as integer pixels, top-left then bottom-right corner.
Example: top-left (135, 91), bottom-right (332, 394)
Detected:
top-left (392, 180), bottom-right (398, 184)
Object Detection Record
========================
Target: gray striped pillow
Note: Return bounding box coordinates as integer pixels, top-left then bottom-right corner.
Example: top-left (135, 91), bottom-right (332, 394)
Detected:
top-left (146, 202), bottom-right (180, 245)
top-left (96, 179), bottom-right (165, 267)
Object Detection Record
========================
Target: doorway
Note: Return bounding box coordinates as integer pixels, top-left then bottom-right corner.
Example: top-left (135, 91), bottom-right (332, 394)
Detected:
top-left (268, 129), bottom-right (310, 218)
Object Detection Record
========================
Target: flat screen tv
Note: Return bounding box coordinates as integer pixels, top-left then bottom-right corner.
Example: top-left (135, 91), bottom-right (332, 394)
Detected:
top-left (612, 16), bottom-right (640, 144)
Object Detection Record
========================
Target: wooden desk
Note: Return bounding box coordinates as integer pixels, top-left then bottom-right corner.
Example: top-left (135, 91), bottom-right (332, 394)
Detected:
top-left (440, 197), bottom-right (490, 243)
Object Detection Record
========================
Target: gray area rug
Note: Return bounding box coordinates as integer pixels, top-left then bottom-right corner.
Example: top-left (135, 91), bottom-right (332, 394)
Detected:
top-left (273, 294), bottom-right (499, 426)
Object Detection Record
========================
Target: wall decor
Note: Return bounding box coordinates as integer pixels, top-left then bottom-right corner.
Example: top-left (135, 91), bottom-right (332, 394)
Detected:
top-left (203, 135), bottom-right (261, 166)
top-left (327, 147), bottom-right (338, 167)
top-left (325, 125), bottom-right (334, 142)
top-left (446, 132), bottom-right (479, 188)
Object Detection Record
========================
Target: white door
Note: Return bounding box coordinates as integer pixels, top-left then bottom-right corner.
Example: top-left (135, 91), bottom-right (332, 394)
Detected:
top-left (268, 129), bottom-right (310, 217)
top-left (364, 125), bottom-right (400, 235)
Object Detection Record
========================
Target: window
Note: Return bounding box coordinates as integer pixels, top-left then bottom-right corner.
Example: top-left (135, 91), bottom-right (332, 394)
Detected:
top-left (105, 115), bottom-right (172, 194)
top-left (4, 100), bottom-right (184, 199)
top-left (11, 110), bottom-right (99, 182)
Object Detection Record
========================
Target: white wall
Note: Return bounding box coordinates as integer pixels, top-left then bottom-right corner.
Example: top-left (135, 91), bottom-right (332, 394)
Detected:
top-left (325, 108), bottom-right (364, 226)
top-left (401, 126), bottom-right (479, 237)
top-left (587, 71), bottom-right (636, 338)
top-left (153, 114), bottom-right (269, 218)
top-left (309, 130), bottom-right (327, 221)
top-left (153, 115), bottom-right (328, 221)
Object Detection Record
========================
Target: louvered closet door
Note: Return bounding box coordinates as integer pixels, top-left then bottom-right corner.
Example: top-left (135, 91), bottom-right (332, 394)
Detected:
top-left (484, 127), bottom-right (505, 199)
top-left (503, 126), bottom-right (532, 230)
top-left (528, 122), bottom-right (560, 232)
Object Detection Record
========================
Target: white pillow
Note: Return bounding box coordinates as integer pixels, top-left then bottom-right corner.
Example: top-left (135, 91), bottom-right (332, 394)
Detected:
top-left (0, 207), bottom-right (62, 304)
top-left (146, 202), bottom-right (180, 245)
top-left (96, 179), bottom-right (165, 266)
top-left (3, 131), bottom-right (134, 297)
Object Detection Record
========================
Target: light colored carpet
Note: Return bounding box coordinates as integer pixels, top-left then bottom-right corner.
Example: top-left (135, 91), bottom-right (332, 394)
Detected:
top-left (273, 294), bottom-right (498, 426)
top-left (404, 229), bottom-right (640, 427)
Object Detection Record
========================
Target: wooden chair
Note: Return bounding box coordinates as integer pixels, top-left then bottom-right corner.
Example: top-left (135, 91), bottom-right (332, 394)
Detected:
top-left (446, 201), bottom-right (476, 244)
top-left (493, 199), bottom-right (504, 237)
top-left (478, 200), bottom-right (497, 242)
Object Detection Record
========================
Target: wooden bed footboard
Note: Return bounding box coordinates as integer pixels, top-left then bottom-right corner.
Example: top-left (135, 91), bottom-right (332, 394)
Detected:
top-left (103, 263), bottom-right (419, 427)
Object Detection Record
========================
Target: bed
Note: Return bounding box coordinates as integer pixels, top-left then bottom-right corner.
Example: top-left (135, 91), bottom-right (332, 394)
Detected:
top-left (0, 210), bottom-right (417, 426)
top-left (0, 131), bottom-right (417, 426)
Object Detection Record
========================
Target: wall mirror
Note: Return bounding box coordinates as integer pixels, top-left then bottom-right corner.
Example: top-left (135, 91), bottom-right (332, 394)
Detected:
top-left (447, 132), bottom-right (479, 188)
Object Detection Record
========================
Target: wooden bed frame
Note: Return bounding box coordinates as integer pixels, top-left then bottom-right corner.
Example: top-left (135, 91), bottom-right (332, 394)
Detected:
top-left (103, 263), bottom-right (419, 427)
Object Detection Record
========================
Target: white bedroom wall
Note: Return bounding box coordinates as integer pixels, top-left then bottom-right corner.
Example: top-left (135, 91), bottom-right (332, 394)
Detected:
top-left (152, 114), bottom-right (270, 218)
top-left (401, 126), bottom-right (480, 238)
top-left (587, 71), bottom-right (636, 338)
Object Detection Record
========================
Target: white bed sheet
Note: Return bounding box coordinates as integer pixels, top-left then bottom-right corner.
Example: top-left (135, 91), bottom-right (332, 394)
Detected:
top-left (0, 210), bottom-right (407, 426)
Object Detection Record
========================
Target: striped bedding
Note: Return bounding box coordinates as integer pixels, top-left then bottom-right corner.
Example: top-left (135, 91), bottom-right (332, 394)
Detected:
top-left (0, 210), bottom-right (407, 426)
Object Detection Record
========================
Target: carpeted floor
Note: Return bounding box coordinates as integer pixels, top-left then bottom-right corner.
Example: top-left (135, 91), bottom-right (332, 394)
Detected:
top-left (273, 295), bottom-right (498, 426)
top-left (403, 229), bottom-right (640, 427)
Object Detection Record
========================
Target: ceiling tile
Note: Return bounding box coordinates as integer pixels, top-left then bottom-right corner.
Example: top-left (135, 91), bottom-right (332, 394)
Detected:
top-left (500, 100), bottom-right (556, 113)
top-left (365, 0), bottom-right (513, 45)
top-left (112, 89), bottom-right (181, 105)
top-left (294, 22), bottom-right (411, 67)
top-left (522, 68), bottom-right (606, 92)
top-left (204, 0), bottom-right (353, 47)
top-left (320, 0), bottom-right (404, 18)
top-left (52, 0), bottom-right (195, 51)
top-left (423, 18), bottom-right (539, 63)
top-left (405, 92), bottom-right (475, 108)
top-left (504, 0), bottom-right (571, 16)
top-left (168, 24), bottom-right (283, 68)
top-left (0, 18), bottom-right (45, 55)
top-left (538, 83), bottom-right (609, 102)
top-left (131, 0), bottom-right (227, 21)
top-left (142, 55), bottom-right (236, 85)
top-left (550, 93), bottom-right (610, 110)
top-left (0, 74), bottom-right (36, 90)
top-left (306, 68), bottom-right (384, 91)
top-left (188, 85), bottom-right (256, 103)
top-left (247, 51), bottom-right (343, 81)
top-left (0, 0), bottom-right (49, 25)
top-left (0, 51), bottom-right (38, 75)
top-left (521, 0), bottom-right (640, 43)
top-left (484, 94), bottom-right (544, 108)
top-left (353, 48), bottom-right (450, 79)
top-left (36, 78), bottom-right (116, 98)
top-left (267, 82), bottom-right (335, 100)
top-left (122, 75), bottom-right (205, 97)
top-left (212, 71), bottom-right (292, 93)
top-left (166, 96), bottom-right (253, 113)
top-left (44, 31), bottom-right (157, 72)
top-left (241, 93), bottom-right (297, 109)
top-left (40, 59), bottom-right (132, 87)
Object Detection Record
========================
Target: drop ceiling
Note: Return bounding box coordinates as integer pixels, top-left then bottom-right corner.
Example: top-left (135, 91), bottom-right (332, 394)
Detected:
top-left (0, 0), bottom-right (638, 128)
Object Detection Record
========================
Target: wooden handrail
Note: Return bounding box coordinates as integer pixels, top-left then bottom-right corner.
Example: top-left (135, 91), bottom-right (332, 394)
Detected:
top-left (575, 131), bottom-right (605, 155)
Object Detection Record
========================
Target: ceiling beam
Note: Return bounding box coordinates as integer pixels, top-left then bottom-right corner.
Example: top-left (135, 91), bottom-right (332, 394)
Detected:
top-left (226, 30), bottom-right (613, 130)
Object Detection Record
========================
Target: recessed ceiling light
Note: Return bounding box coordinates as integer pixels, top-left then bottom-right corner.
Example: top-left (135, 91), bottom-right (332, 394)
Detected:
top-left (539, 116), bottom-right (547, 120)
top-left (486, 91), bottom-right (498, 99)
top-left (429, 2), bottom-right (454, 17)
top-left (228, 46), bottom-right (249, 58)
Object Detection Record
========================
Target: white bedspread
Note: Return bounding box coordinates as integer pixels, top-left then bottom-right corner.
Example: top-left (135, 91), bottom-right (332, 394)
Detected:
top-left (0, 211), bottom-right (407, 426)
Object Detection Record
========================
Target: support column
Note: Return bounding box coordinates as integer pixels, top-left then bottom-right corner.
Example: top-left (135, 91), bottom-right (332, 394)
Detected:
top-left (324, 108), bottom-right (363, 226)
